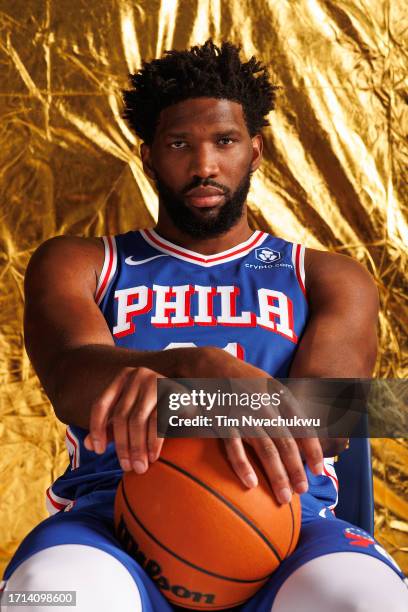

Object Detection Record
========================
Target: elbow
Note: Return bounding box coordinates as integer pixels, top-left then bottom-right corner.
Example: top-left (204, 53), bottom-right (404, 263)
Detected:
top-left (36, 351), bottom-right (74, 424)
top-left (321, 437), bottom-right (350, 457)
top-left (44, 376), bottom-right (70, 424)
top-left (359, 338), bottom-right (378, 377)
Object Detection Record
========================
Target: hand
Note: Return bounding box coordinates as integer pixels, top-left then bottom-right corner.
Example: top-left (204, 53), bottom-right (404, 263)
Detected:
top-left (84, 366), bottom-right (166, 473)
top-left (224, 435), bottom-right (323, 505)
top-left (218, 379), bottom-right (324, 505)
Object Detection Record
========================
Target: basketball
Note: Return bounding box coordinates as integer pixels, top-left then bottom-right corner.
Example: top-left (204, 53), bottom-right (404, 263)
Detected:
top-left (114, 438), bottom-right (301, 610)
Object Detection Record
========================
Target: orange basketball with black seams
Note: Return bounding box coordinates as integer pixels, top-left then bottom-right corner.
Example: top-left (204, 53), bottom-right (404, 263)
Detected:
top-left (114, 438), bottom-right (301, 610)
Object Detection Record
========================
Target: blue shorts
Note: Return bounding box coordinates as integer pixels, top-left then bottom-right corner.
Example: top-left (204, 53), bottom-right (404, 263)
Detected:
top-left (2, 490), bottom-right (407, 611)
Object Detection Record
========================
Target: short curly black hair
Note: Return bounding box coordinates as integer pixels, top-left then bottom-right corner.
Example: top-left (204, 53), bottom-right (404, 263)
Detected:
top-left (122, 39), bottom-right (278, 145)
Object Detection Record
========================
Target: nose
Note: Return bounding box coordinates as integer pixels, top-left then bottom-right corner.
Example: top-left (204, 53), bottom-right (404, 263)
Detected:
top-left (188, 144), bottom-right (219, 179)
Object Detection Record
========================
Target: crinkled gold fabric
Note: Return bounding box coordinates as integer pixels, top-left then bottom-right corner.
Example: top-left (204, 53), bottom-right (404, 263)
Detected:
top-left (0, 0), bottom-right (407, 577)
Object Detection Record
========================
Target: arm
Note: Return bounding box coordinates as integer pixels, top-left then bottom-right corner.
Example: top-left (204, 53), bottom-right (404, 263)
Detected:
top-left (289, 248), bottom-right (379, 456)
top-left (24, 236), bottom-right (267, 429)
top-left (24, 236), bottom-right (323, 506)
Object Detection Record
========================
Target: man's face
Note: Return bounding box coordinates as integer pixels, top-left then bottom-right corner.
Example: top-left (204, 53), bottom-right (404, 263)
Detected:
top-left (141, 98), bottom-right (262, 238)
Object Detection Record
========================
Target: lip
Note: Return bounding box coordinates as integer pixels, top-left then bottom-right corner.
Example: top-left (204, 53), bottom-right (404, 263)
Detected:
top-left (185, 186), bottom-right (226, 208)
top-left (186, 194), bottom-right (225, 207)
top-left (186, 186), bottom-right (225, 196)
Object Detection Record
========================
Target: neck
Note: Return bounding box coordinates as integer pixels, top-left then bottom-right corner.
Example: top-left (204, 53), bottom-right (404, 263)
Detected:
top-left (154, 207), bottom-right (253, 255)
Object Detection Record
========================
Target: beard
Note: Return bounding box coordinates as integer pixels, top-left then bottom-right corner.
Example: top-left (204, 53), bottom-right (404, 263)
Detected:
top-left (154, 168), bottom-right (252, 239)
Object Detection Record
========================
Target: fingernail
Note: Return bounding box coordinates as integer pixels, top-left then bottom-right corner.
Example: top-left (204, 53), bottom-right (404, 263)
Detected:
top-left (313, 462), bottom-right (323, 475)
top-left (244, 473), bottom-right (258, 488)
top-left (121, 459), bottom-right (131, 471)
top-left (93, 440), bottom-right (103, 454)
top-left (278, 488), bottom-right (292, 504)
top-left (294, 481), bottom-right (308, 494)
top-left (133, 460), bottom-right (147, 474)
top-left (149, 453), bottom-right (157, 463)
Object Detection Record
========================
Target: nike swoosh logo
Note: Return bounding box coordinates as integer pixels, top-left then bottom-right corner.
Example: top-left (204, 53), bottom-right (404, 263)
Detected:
top-left (124, 254), bottom-right (170, 266)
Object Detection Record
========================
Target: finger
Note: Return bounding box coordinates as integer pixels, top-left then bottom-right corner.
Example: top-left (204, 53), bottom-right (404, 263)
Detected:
top-left (223, 438), bottom-right (258, 489)
top-left (273, 435), bottom-right (309, 495)
top-left (88, 368), bottom-right (132, 454)
top-left (296, 437), bottom-right (324, 475)
top-left (249, 436), bottom-right (293, 505)
top-left (84, 434), bottom-right (94, 451)
top-left (84, 425), bottom-right (113, 450)
top-left (147, 407), bottom-right (164, 462)
top-left (128, 369), bottom-right (160, 473)
top-left (111, 371), bottom-right (145, 472)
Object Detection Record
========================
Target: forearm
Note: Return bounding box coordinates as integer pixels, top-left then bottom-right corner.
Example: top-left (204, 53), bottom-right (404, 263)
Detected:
top-left (46, 344), bottom-right (201, 428)
top-left (289, 351), bottom-right (374, 459)
top-left (45, 343), bottom-right (255, 429)
top-left (45, 343), bottom-right (345, 457)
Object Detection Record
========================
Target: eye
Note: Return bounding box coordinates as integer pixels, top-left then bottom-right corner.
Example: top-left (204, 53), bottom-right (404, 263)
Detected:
top-left (218, 137), bottom-right (235, 145)
top-left (170, 141), bottom-right (187, 149)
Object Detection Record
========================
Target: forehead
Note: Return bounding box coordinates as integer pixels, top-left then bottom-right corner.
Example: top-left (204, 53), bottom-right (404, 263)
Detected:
top-left (156, 98), bottom-right (247, 134)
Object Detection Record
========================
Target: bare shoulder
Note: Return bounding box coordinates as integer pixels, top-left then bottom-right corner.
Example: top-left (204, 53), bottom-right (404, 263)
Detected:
top-left (304, 248), bottom-right (379, 308)
top-left (25, 235), bottom-right (105, 297)
top-left (29, 235), bottom-right (104, 264)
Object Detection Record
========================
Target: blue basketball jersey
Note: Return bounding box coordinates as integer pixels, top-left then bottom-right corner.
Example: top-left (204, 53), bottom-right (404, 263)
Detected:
top-left (46, 229), bottom-right (338, 519)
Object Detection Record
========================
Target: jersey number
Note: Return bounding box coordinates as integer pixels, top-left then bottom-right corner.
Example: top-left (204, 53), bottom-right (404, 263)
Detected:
top-left (164, 342), bottom-right (244, 360)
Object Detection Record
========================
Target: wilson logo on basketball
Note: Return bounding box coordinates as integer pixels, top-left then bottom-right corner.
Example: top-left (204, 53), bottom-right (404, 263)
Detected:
top-left (116, 516), bottom-right (216, 605)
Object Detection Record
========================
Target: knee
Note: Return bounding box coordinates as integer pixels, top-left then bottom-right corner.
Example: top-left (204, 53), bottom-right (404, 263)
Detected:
top-left (271, 552), bottom-right (408, 612)
top-left (3, 544), bottom-right (142, 612)
top-left (346, 597), bottom-right (408, 612)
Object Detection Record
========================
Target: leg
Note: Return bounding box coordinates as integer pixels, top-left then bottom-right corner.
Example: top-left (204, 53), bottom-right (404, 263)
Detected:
top-left (241, 517), bottom-right (408, 612)
top-left (1, 493), bottom-right (174, 612)
top-left (271, 551), bottom-right (408, 612)
top-left (2, 544), bottom-right (142, 612)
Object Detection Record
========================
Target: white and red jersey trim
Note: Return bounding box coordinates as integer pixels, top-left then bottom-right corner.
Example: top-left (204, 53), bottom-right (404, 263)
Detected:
top-left (65, 426), bottom-right (80, 470)
top-left (140, 228), bottom-right (268, 267)
top-left (95, 236), bottom-right (118, 305)
top-left (323, 457), bottom-right (339, 510)
top-left (291, 243), bottom-right (306, 297)
top-left (46, 427), bottom-right (79, 515)
top-left (46, 486), bottom-right (74, 515)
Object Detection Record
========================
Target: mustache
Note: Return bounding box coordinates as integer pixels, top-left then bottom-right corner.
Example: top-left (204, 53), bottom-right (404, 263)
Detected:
top-left (181, 178), bottom-right (230, 196)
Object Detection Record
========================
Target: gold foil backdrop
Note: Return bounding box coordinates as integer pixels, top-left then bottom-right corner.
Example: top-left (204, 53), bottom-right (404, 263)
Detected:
top-left (0, 0), bottom-right (407, 577)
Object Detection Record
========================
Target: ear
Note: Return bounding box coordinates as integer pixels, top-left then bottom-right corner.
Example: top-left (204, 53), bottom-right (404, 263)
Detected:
top-left (250, 133), bottom-right (263, 173)
top-left (140, 143), bottom-right (156, 180)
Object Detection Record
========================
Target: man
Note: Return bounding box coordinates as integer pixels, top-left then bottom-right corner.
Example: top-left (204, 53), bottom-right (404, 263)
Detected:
top-left (1, 40), bottom-right (407, 612)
